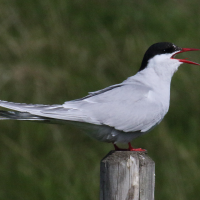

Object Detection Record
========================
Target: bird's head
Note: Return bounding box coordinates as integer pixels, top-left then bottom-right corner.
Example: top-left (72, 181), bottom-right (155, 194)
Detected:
top-left (139, 42), bottom-right (200, 78)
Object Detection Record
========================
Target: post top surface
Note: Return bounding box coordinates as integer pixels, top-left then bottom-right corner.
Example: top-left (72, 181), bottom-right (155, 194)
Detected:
top-left (101, 150), bottom-right (151, 163)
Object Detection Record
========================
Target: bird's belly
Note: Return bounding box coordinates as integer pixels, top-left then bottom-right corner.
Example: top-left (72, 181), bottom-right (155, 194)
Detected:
top-left (69, 119), bottom-right (160, 144)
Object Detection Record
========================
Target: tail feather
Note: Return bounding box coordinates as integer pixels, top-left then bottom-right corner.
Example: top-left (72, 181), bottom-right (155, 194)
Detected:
top-left (0, 100), bottom-right (100, 125)
top-left (0, 100), bottom-right (62, 122)
top-left (0, 110), bottom-right (47, 121)
top-left (0, 100), bottom-right (61, 112)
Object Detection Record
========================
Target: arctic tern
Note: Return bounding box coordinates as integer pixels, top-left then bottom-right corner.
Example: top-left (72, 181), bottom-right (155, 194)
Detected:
top-left (0, 42), bottom-right (199, 151)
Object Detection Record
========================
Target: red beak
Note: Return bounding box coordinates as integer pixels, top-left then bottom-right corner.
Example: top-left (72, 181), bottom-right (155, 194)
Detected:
top-left (171, 48), bottom-right (200, 66)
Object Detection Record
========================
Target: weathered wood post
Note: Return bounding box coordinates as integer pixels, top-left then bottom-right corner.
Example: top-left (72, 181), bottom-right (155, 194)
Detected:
top-left (100, 151), bottom-right (155, 200)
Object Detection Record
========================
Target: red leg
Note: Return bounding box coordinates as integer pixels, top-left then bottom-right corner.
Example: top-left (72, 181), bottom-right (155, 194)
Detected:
top-left (128, 142), bottom-right (146, 151)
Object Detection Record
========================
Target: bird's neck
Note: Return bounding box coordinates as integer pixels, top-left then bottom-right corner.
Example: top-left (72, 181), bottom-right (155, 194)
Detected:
top-left (135, 68), bottom-right (172, 86)
top-left (141, 58), bottom-right (181, 83)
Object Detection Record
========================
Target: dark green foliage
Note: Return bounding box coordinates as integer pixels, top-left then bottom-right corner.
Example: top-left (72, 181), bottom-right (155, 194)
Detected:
top-left (0, 1), bottom-right (200, 199)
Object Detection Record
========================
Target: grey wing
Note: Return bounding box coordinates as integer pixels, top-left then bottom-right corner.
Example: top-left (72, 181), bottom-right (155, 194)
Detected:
top-left (75, 86), bottom-right (166, 133)
top-left (0, 82), bottom-right (165, 132)
top-left (0, 83), bottom-right (124, 122)
top-left (0, 84), bottom-right (125, 123)
top-left (88, 98), bottom-right (165, 132)
top-left (63, 83), bottom-right (166, 132)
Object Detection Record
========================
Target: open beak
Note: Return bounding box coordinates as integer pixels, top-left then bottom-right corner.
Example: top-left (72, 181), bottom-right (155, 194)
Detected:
top-left (171, 48), bottom-right (200, 66)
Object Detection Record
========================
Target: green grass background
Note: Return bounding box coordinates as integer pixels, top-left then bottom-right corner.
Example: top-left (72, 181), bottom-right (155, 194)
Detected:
top-left (0, 0), bottom-right (200, 199)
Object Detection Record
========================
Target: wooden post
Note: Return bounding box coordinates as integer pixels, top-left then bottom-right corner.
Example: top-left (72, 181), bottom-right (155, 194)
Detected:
top-left (100, 151), bottom-right (155, 200)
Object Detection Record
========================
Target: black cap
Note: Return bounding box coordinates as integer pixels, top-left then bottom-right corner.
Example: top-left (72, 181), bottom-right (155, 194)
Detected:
top-left (139, 42), bottom-right (181, 71)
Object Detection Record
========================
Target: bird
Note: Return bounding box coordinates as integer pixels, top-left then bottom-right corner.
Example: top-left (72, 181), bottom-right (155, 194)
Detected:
top-left (0, 42), bottom-right (199, 151)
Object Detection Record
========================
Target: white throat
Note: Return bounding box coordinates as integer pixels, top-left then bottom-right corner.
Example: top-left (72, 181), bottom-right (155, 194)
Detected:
top-left (146, 53), bottom-right (183, 82)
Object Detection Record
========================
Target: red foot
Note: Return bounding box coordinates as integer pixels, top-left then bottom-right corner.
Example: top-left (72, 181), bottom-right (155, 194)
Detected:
top-left (113, 142), bottom-right (146, 152)
top-left (128, 142), bottom-right (146, 151)
top-left (129, 148), bottom-right (146, 152)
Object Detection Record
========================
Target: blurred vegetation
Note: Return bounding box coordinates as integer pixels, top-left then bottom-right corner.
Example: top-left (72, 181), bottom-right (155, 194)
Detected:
top-left (0, 0), bottom-right (200, 199)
